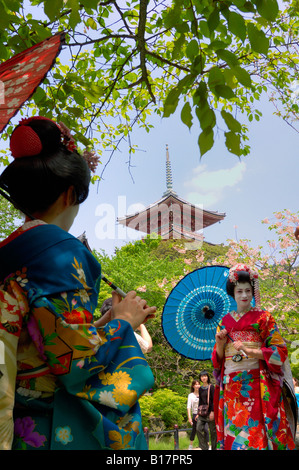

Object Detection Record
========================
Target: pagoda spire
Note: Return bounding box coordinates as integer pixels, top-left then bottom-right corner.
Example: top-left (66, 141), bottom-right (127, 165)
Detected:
top-left (163, 144), bottom-right (176, 196)
top-left (117, 143), bottom-right (226, 241)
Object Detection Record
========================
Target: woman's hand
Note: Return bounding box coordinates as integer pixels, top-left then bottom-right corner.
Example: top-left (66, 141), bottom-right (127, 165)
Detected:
top-left (233, 340), bottom-right (247, 354)
top-left (209, 411), bottom-right (215, 421)
top-left (233, 340), bottom-right (264, 360)
top-left (215, 328), bottom-right (228, 360)
top-left (111, 290), bottom-right (156, 330)
top-left (215, 328), bottom-right (228, 345)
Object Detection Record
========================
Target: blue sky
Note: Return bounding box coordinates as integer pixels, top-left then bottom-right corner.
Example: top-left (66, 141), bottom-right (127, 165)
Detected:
top-left (69, 93), bottom-right (298, 257)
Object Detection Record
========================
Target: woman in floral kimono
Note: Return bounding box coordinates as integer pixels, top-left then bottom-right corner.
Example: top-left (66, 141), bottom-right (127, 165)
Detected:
top-left (212, 264), bottom-right (296, 450)
top-left (0, 116), bottom-right (156, 450)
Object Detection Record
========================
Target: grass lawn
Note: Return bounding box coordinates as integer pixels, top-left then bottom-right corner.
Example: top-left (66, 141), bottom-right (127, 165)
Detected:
top-left (148, 433), bottom-right (199, 451)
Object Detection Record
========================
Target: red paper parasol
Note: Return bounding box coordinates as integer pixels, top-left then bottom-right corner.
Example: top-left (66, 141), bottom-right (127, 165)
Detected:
top-left (0, 32), bottom-right (65, 133)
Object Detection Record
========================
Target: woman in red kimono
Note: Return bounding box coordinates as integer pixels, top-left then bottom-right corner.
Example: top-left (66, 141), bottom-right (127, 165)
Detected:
top-left (212, 264), bottom-right (296, 450)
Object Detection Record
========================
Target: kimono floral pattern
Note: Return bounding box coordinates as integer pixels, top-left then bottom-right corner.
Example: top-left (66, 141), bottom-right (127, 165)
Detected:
top-left (212, 309), bottom-right (295, 450)
top-left (0, 222), bottom-right (154, 450)
top-left (14, 417), bottom-right (47, 450)
top-left (55, 426), bottom-right (73, 446)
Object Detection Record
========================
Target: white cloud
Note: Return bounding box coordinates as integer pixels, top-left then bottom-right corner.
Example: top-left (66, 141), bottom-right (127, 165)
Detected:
top-left (184, 161), bottom-right (246, 208)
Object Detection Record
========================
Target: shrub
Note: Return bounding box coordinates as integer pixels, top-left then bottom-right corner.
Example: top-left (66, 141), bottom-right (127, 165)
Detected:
top-left (140, 388), bottom-right (187, 430)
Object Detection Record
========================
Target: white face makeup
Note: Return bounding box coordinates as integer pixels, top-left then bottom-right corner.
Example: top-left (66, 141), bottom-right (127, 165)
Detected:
top-left (234, 281), bottom-right (253, 313)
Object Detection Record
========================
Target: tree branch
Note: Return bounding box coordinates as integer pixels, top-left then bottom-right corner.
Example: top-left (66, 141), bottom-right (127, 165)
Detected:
top-left (136, 0), bottom-right (156, 104)
top-left (146, 49), bottom-right (190, 73)
top-left (68, 33), bottom-right (135, 47)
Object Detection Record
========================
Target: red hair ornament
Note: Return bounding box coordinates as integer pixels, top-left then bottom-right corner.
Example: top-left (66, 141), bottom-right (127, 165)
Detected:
top-left (9, 116), bottom-right (100, 173)
top-left (10, 116), bottom-right (53, 158)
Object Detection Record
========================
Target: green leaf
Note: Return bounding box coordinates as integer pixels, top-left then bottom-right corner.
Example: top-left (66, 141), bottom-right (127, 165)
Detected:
top-left (72, 89), bottom-right (85, 106)
top-left (164, 7), bottom-right (181, 29)
top-left (0, 3), bottom-right (11, 29)
top-left (209, 40), bottom-right (230, 51)
top-left (227, 11), bottom-right (246, 42)
top-left (67, 106), bottom-right (83, 118)
top-left (172, 34), bottom-right (186, 60)
top-left (186, 39), bottom-right (199, 60)
top-left (225, 131), bottom-right (241, 155)
top-left (199, 20), bottom-right (210, 38)
top-left (214, 85), bottom-right (235, 99)
top-left (0, 42), bottom-right (8, 60)
top-left (231, 66), bottom-right (252, 87)
top-left (193, 81), bottom-right (208, 107)
top-left (66, 0), bottom-right (81, 29)
top-left (163, 87), bottom-right (181, 117)
top-left (198, 127), bottom-right (214, 156)
top-left (242, 1), bottom-right (256, 13)
top-left (86, 17), bottom-right (98, 30)
top-left (256, 0), bottom-right (279, 22)
top-left (33, 87), bottom-right (47, 104)
top-left (176, 73), bottom-right (196, 93)
top-left (207, 8), bottom-right (220, 34)
top-left (247, 23), bottom-right (270, 54)
top-left (191, 54), bottom-right (206, 75)
top-left (216, 49), bottom-right (239, 66)
top-left (208, 66), bottom-right (225, 89)
top-left (82, 0), bottom-right (99, 10)
top-left (221, 110), bottom-right (242, 133)
top-left (196, 106), bottom-right (216, 130)
top-left (1, 0), bottom-right (20, 12)
top-left (44, 0), bottom-right (64, 22)
top-left (181, 102), bottom-right (193, 130)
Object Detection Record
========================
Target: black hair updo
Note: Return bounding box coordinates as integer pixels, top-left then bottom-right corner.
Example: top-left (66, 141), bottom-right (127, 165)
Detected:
top-left (0, 118), bottom-right (90, 215)
top-left (226, 270), bottom-right (254, 299)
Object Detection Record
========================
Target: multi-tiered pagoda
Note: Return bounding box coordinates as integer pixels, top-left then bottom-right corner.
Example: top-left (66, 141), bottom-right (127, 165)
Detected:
top-left (117, 145), bottom-right (225, 241)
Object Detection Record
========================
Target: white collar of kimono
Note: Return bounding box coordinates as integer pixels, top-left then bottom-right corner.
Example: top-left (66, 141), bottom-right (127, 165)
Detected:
top-left (22, 219), bottom-right (47, 231)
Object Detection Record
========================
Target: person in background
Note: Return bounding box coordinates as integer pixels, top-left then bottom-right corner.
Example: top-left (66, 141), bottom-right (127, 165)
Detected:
top-left (0, 116), bottom-right (156, 450)
top-left (187, 379), bottom-right (200, 450)
top-left (195, 371), bottom-right (217, 450)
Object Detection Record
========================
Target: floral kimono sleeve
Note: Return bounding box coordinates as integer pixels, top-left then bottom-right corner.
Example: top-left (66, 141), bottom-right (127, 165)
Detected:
top-left (257, 311), bottom-right (288, 375)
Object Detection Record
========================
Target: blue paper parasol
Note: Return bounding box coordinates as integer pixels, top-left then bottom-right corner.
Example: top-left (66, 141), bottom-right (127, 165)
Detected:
top-left (162, 265), bottom-right (237, 361)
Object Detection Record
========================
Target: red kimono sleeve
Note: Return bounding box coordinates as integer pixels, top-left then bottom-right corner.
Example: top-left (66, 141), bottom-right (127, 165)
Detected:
top-left (258, 311), bottom-right (288, 375)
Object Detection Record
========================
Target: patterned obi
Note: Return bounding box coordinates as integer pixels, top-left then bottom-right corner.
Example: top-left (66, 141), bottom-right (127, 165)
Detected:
top-left (224, 329), bottom-right (262, 375)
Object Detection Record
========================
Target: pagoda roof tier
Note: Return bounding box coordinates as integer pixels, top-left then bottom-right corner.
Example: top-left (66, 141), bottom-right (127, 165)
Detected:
top-left (117, 192), bottom-right (225, 236)
top-left (157, 226), bottom-right (204, 241)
